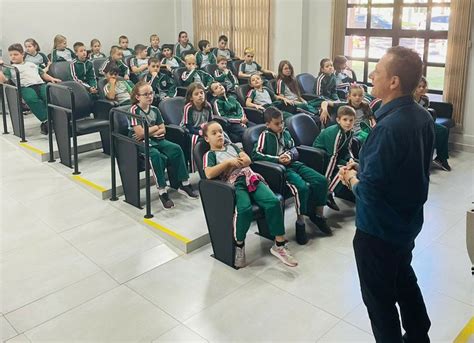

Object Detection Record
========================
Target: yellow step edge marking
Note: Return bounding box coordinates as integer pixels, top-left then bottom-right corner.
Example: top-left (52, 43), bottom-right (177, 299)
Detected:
top-left (144, 218), bottom-right (191, 244)
top-left (454, 317), bottom-right (474, 343)
top-left (19, 142), bottom-right (45, 155)
top-left (71, 175), bottom-right (107, 193)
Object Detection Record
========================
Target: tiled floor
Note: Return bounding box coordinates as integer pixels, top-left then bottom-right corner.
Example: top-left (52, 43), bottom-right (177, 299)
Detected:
top-left (0, 135), bottom-right (473, 342)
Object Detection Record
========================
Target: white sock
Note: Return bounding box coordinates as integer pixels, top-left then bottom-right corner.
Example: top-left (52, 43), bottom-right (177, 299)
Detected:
top-left (158, 187), bottom-right (167, 195)
top-left (182, 180), bottom-right (190, 186)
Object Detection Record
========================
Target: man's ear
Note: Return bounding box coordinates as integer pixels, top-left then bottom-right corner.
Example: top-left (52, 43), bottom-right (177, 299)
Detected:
top-left (389, 75), bottom-right (401, 91)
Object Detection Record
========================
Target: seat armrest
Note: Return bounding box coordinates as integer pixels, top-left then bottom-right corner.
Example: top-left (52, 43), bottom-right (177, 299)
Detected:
top-left (250, 161), bottom-right (286, 194)
top-left (296, 145), bottom-right (326, 174)
top-left (165, 124), bottom-right (188, 146)
top-left (301, 93), bottom-right (320, 101)
top-left (429, 101), bottom-right (453, 119)
top-left (176, 86), bottom-right (187, 97)
top-left (427, 108), bottom-right (437, 121)
top-left (93, 99), bottom-right (117, 120)
top-left (243, 107), bottom-right (264, 124)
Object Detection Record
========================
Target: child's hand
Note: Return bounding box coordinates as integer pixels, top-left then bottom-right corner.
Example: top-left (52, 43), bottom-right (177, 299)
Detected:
top-left (278, 154), bottom-right (291, 165)
top-left (166, 65), bottom-right (172, 71)
top-left (52, 78), bottom-right (61, 83)
top-left (369, 118), bottom-right (376, 127)
top-left (89, 87), bottom-right (98, 94)
top-left (109, 77), bottom-right (116, 85)
top-left (124, 75), bottom-right (130, 80)
top-left (255, 104), bottom-right (265, 111)
top-left (151, 71), bottom-right (158, 77)
top-left (320, 110), bottom-right (330, 124)
top-left (0, 59), bottom-right (4, 65)
top-left (241, 117), bottom-right (248, 125)
top-left (228, 158), bottom-right (241, 168)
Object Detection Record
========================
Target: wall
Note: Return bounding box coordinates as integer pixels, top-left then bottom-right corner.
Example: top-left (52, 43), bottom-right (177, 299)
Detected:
top-left (1, 0), bottom-right (179, 57)
top-left (270, 0), bottom-right (332, 74)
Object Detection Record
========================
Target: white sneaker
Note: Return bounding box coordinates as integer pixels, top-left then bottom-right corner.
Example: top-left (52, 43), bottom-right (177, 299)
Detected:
top-left (234, 246), bottom-right (246, 268)
top-left (270, 243), bottom-right (298, 267)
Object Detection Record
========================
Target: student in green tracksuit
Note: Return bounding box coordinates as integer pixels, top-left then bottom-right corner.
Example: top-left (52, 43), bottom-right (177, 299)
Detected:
top-left (119, 35), bottom-right (135, 57)
top-left (319, 84), bottom-right (375, 141)
top-left (213, 56), bottom-right (239, 93)
top-left (315, 58), bottom-right (340, 101)
top-left (275, 60), bottom-right (325, 116)
top-left (147, 34), bottom-right (162, 59)
top-left (70, 42), bottom-right (98, 97)
top-left (144, 57), bottom-right (177, 104)
top-left (252, 107), bottom-right (332, 244)
top-left (99, 46), bottom-right (130, 79)
top-left (51, 34), bottom-right (76, 62)
top-left (0, 43), bottom-right (61, 135)
top-left (175, 31), bottom-right (195, 58)
top-left (414, 76), bottom-right (451, 171)
top-left (195, 40), bottom-right (216, 69)
top-left (160, 45), bottom-right (185, 71)
top-left (210, 82), bottom-right (251, 143)
top-left (246, 74), bottom-right (294, 120)
top-left (203, 121), bottom-right (298, 268)
top-left (181, 54), bottom-right (214, 90)
top-left (313, 106), bottom-right (356, 212)
top-left (129, 81), bottom-right (198, 210)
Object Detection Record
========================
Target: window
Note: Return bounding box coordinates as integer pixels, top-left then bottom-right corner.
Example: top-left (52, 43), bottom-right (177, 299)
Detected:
top-left (344, 0), bottom-right (450, 93)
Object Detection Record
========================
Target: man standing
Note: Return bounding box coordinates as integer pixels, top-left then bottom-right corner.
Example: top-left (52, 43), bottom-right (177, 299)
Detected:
top-left (340, 46), bottom-right (434, 342)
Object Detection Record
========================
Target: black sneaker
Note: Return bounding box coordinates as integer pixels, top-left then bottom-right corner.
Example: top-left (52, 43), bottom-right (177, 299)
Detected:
top-left (433, 156), bottom-right (451, 171)
top-left (178, 184), bottom-right (199, 199)
top-left (159, 192), bottom-right (175, 209)
top-left (40, 122), bottom-right (48, 135)
top-left (326, 193), bottom-right (340, 211)
top-left (295, 221), bottom-right (308, 245)
top-left (309, 214), bottom-right (332, 236)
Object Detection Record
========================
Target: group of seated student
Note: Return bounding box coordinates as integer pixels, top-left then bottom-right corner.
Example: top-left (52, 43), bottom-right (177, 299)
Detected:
top-left (0, 31), bottom-right (452, 259)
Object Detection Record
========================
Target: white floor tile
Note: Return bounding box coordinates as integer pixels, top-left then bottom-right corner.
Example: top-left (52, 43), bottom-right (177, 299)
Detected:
top-left (152, 325), bottom-right (207, 342)
top-left (5, 334), bottom-right (31, 342)
top-left (105, 244), bottom-right (179, 284)
top-left (258, 245), bottom-right (362, 318)
top-left (127, 246), bottom-right (256, 321)
top-left (5, 272), bottom-right (118, 333)
top-left (22, 187), bottom-right (119, 232)
top-left (0, 196), bottom-right (57, 254)
top-left (317, 320), bottom-right (374, 342)
top-left (414, 242), bottom-right (474, 306)
top-left (0, 235), bottom-right (99, 313)
top-left (1, 315), bottom-right (18, 342)
top-left (24, 286), bottom-right (178, 342)
top-left (61, 211), bottom-right (163, 267)
top-left (184, 278), bottom-right (339, 342)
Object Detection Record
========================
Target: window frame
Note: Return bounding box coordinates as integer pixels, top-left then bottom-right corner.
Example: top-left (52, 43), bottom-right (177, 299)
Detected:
top-left (345, 0), bottom-right (450, 94)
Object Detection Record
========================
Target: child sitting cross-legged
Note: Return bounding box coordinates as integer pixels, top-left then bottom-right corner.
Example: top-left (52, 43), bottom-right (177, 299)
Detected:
top-left (129, 81), bottom-right (198, 209)
top-left (252, 107), bottom-right (332, 243)
top-left (203, 121), bottom-right (298, 268)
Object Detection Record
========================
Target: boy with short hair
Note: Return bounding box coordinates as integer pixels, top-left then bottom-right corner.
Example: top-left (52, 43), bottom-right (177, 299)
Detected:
top-left (70, 42), bottom-right (98, 95)
top-left (160, 44), bottom-right (184, 71)
top-left (130, 44), bottom-right (149, 81)
top-left (313, 105), bottom-right (357, 211)
top-left (147, 34), bottom-right (161, 59)
top-left (238, 47), bottom-right (275, 80)
top-left (252, 107), bottom-right (331, 243)
top-left (0, 44), bottom-right (61, 134)
top-left (119, 35), bottom-right (134, 57)
top-left (212, 35), bottom-right (236, 61)
top-left (181, 54), bottom-right (214, 90)
top-left (213, 55), bottom-right (238, 92)
top-left (144, 57), bottom-right (177, 103)
top-left (195, 40), bottom-right (216, 69)
top-left (103, 66), bottom-right (134, 105)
